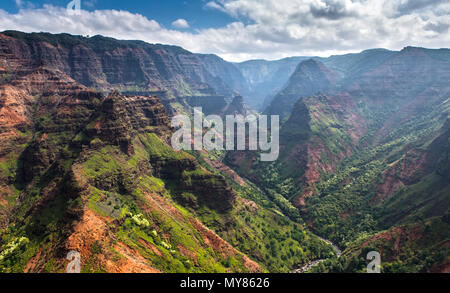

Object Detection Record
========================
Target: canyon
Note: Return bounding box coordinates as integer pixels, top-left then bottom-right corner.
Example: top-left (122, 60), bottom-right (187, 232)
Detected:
top-left (0, 31), bottom-right (448, 273)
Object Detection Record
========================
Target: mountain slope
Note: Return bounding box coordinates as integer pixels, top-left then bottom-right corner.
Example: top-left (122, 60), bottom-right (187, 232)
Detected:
top-left (265, 59), bottom-right (339, 120)
top-left (197, 54), bottom-right (248, 98)
top-left (0, 31), bottom-right (334, 273)
top-left (226, 47), bottom-right (450, 272)
top-left (0, 31), bottom-right (235, 114)
top-left (319, 49), bottom-right (397, 82)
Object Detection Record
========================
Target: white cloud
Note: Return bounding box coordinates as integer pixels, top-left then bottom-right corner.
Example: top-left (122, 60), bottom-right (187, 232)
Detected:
top-left (0, 1), bottom-right (449, 62)
top-left (204, 1), bottom-right (226, 12)
top-left (15, 0), bottom-right (35, 9)
top-left (171, 18), bottom-right (190, 29)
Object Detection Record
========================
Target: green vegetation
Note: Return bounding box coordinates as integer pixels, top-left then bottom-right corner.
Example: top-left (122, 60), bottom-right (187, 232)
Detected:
top-left (226, 77), bottom-right (449, 273)
top-left (192, 151), bottom-right (334, 272)
top-left (311, 216), bottom-right (450, 273)
top-left (1, 33), bottom-right (448, 274)
top-left (140, 133), bottom-right (189, 161)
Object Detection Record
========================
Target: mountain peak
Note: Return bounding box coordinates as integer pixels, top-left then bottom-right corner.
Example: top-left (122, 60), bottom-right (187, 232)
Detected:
top-left (299, 58), bottom-right (323, 67)
top-left (296, 59), bottom-right (336, 77)
top-left (400, 46), bottom-right (426, 53)
top-left (265, 59), bottom-right (338, 119)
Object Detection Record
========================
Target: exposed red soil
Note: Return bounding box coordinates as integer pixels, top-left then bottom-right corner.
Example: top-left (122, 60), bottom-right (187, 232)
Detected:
top-left (292, 94), bottom-right (367, 207)
top-left (109, 242), bottom-right (161, 273)
top-left (24, 245), bottom-right (49, 273)
top-left (237, 197), bottom-right (259, 212)
top-left (430, 259), bottom-right (450, 273)
top-left (142, 192), bottom-right (186, 223)
top-left (65, 209), bottom-right (111, 259)
top-left (0, 185), bottom-right (9, 206)
top-left (141, 191), bottom-right (261, 272)
top-left (294, 137), bottom-right (340, 207)
top-left (361, 227), bottom-right (405, 257)
top-left (189, 218), bottom-right (262, 273)
top-left (339, 211), bottom-right (349, 220)
top-left (138, 239), bottom-right (163, 257)
top-left (374, 150), bottom-right (428, 203)
top-left (359, 224), bottom-right (449, 270)
top-left (0, 84), bottom-right (34, 147)
top-left (64, 207), bottom-right (161, 273)
top-left (203, 157), bottom-right (248, 186)
top-left (177, 244), bottom-right (197, 262)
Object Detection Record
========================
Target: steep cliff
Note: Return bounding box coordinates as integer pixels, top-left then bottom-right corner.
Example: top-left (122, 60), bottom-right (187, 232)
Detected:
top-left (0, 77), bottom-right (258, 272)
top-left (0, 31), bottom-right (232, 114)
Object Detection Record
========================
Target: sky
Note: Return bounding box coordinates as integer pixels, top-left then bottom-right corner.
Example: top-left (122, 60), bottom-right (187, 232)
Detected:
top-left (0, 0), bottom-right (449, 62)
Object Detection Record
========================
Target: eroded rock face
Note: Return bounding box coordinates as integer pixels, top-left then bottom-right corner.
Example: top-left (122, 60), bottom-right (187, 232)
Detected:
top-left (0, 31), bottom-right (234, 105)
top-left (0, 51), bottom-right (242, 273)
top-left (150, 154), bottom-right (236, 212)
top-left (182, 173), bottom-right (236, 212)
